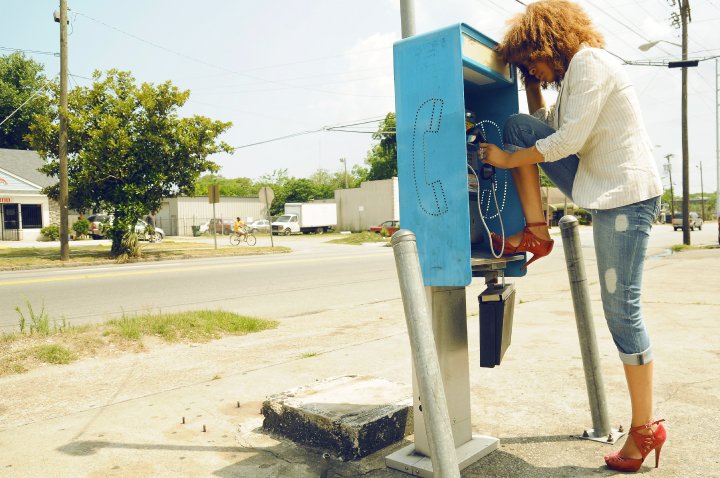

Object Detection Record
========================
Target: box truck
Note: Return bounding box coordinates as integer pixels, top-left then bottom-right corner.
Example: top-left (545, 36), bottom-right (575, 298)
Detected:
top-left (271, 202), bottom-right (337, 235)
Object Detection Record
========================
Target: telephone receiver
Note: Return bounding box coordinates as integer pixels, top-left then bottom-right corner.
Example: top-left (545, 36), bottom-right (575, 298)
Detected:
top-left (467, 124), bottom-right (495, 180)
top-left (412, 98), bottom-right (449, 216)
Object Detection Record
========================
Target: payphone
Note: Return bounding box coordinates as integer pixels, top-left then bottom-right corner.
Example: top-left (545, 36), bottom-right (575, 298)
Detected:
top-left (393, 23), bottom-right (527, 287)
top-left (387, 23), bottom-right (524, 476)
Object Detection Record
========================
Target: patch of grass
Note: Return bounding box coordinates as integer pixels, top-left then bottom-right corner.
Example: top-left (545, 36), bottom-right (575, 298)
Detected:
top-left (0, 242), bottom-right (291, 269)
top-left (327, 231), bottom-right (389, 245)
top-left (0, 310), bottom-right (277, 377)
top-left (299, 352), bottom-right (319, 359)
top-left (671, 244), bottom-right (691, 253)
top-left (31, 344), bottom-right (76, 364)
top-left (105, 310), bottom-right (278, 343)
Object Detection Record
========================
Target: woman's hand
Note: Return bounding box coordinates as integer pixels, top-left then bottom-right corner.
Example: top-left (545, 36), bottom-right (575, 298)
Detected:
top-left (478, 143), bottom-right (510, 168)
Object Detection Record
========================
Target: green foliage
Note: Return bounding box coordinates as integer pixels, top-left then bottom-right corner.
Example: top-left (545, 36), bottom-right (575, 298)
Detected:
top-left (106, 310), bottom-right (278, 342)
top-left (40, 224), bottom-right (60, 241)
top-left (72, 218), bottom-right (91, 237)
top-left (115, 231), bottom-right (141, 263)
top-left (194, 174), bottom-right (256, 197)
top-left (365, 113), bottom-right (397, 180)
top-left (327, 231), bottom-right (388, 245)
top-left (15, 300), bottom-right (51, 335)
top-left (27, 69), bottom-right (233, 257)
top-left (0, 53), bottom-right (52, 149)
top-left (31, 344), bottom-right (76, 364)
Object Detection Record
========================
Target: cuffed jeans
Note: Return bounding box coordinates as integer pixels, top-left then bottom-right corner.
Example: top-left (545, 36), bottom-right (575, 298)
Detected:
top-left (503, 113), bottom-right (659, 365)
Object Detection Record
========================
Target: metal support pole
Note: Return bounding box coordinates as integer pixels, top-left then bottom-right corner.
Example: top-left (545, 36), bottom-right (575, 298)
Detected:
top-left (390, 230), bottom-right (460, 478)
top-left (559, 216), bottom-right (624, 444)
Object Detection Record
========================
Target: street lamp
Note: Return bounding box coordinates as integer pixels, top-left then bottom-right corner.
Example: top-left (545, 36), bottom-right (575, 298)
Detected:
top-left (638, 39), bottom-right (682, 52)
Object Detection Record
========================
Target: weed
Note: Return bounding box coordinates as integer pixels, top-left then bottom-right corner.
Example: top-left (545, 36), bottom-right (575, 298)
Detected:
top-left (299, 352), bottom-right (319, 359)
top-left (31, 344), bottom-right (76, 364)
top-left (15, 300), bottom-right (50, 336)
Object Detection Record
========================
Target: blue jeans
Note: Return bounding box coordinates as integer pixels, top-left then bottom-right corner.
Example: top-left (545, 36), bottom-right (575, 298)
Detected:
top-left (504, 114), bottom-right (659, 365)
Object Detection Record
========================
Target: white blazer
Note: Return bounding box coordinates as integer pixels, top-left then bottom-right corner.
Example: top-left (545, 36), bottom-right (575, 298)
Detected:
top-left (534, 47), bottom-right (663, 210)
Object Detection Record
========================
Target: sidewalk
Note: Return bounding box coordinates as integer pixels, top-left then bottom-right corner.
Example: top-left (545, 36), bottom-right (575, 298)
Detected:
top-left (0, 241), bottom-right (718, 477)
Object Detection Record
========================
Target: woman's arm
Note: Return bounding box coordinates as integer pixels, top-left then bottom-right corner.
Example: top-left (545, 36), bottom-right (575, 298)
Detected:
top-left (525, 78), bottom-right (545, 115)
top-left (480, 143), bottom-right (544, 168)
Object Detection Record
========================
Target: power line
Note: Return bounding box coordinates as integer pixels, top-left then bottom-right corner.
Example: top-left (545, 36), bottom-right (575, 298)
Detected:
top-left (231, 117), bottom-right (387, 150)
top-left (0, 46), bottom-right (59, 57)
top-left (73, 11), bottom-right (392, 99)
top-left (0, 75), bottom-right (56, 128)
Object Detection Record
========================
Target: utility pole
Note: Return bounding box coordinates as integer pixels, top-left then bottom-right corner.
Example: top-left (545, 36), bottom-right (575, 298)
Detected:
top-left (400, 0), bottom-right (415, 39)
top-left (665, 154), bottom-right (675, 216)
top-left (339, 157), bottom-right (348, 189)
top-left (680, 0), bottom-right (691, 245)
top-left (58, 0), bottom-right (69, 260)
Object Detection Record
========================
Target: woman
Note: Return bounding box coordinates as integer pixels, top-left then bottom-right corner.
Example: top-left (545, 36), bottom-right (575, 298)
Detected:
top-left (480, 0), bottom-right (666, 472)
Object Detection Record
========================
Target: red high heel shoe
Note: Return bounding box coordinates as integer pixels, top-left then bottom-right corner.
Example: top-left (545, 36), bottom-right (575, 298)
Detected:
top-left (490, 222), bottom-right (553, 270)
top-left (604, 419), bottom-right (667, 472)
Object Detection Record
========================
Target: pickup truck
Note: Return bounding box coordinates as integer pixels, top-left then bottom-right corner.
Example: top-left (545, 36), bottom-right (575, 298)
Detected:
top-left (672, 212), bottom-right (703, 231)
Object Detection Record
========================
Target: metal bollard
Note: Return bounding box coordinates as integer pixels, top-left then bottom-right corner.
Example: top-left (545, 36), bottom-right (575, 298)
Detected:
top-left (558, 216), bottom-right (615, 442)
top-left (391, 230), bottom-right (460, 478)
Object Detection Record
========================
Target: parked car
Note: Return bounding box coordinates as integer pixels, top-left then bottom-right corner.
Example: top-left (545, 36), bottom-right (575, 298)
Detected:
top-left (87, 214), bottom-right (112, 239)
top-left (672, 212), bottom-right (703, 231)
top-left (369, 220), bottom-right (400, 236)
top-left (135, 219), bottom-right (164, 241)
top-left (86, 214), bottom-right (164, 240)
top-left (248, 219), bottom-right (270, 233)
top-left (201, 218), bottom-right (234, 234)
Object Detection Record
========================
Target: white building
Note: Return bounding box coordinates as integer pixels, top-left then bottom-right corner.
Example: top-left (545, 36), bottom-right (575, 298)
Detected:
top-left (0, 149), bottom-right (56, 241)
top-left (335, 177), bottom-right (399, 232)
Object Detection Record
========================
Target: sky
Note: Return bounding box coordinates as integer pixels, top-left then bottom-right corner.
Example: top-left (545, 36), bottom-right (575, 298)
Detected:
top-left (2, 0), bottom-right (719, 195)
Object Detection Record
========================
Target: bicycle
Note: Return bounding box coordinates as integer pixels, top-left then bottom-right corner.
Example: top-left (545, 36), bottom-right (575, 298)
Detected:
top-left (229, 228), bottom-right (256, 246)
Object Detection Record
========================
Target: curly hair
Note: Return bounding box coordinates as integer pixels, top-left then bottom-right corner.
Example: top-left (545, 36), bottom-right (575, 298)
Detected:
top-left (496, 0), bottom-right (604, 88)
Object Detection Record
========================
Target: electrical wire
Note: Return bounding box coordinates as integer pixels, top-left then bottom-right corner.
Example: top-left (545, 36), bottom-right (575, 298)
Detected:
top-left (0, 75), bottom-right (56, 128)
top-left (73, 11), bottom-right (392, 99)
top-left (0, 46), bottom-right (59, 56)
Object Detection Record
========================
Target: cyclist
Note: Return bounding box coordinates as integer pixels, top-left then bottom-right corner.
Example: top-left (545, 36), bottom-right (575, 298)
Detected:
top-left (234, 217), bottom-right (246, 241)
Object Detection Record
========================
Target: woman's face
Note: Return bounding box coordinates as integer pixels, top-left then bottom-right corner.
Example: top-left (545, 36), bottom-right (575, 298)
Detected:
top-left (527, 60), bottom-right (555, 83)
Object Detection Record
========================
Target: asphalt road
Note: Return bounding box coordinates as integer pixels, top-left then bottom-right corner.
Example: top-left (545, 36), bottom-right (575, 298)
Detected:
top-left (0, 224), bottom-right (716, 333)
top-left (0, 237), bottom-right (398, 332)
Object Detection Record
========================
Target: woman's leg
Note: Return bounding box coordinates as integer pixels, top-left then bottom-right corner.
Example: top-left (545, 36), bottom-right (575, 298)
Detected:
top-left (509, 165), bottom-right (549, 241)
top-left (592, 197), bottom-right (661, 458)
top-left (502, 114), bottom-right (578, 244)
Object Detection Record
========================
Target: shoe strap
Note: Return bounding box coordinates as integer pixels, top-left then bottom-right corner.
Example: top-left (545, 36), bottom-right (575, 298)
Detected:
top-left (629, 419), bottom-right (666, 433)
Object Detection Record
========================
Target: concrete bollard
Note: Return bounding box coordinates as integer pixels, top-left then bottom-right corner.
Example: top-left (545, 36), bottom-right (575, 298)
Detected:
top-left (559, 216), bottom-right (611, 441)
top-left (391, 230), bottom-right (460, 478)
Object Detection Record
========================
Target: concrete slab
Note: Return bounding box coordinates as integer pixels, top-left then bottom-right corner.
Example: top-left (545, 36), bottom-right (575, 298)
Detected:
top-left (261, 375), bottom-right (412, 460)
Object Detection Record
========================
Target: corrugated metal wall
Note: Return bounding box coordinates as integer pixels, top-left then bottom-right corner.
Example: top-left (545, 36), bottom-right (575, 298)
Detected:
top-left (156, 197), bottom-right (263, 236)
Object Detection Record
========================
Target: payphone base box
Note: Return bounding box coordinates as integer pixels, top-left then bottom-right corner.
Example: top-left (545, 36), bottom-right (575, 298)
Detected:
top-left (478, 283), bottom-right (516, 368)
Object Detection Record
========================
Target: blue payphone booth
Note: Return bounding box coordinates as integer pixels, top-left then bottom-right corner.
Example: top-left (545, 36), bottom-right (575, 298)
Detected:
top-left (393, 23), bottom-right (526, 286)
top-left (388, 24), bottom-right (526, 476)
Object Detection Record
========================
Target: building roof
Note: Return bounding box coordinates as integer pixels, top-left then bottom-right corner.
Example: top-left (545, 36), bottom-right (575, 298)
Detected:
top-left (0, 148), bottom-right (56, 190)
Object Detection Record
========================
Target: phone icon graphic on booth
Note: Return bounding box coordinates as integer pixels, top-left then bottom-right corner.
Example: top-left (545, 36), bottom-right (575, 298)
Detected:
top-left (411, 99), bottom-right (448, 217)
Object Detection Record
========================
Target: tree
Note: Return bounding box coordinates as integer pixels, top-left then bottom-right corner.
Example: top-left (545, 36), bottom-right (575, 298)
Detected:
top-left (364, 113), bottom-right (397, 180)
top-left (0, 53), bottom-right (52, 149)
top-left (28, 69), bottom-right (232, 256)
top-left (194, 174), bottom-right (255, 197)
